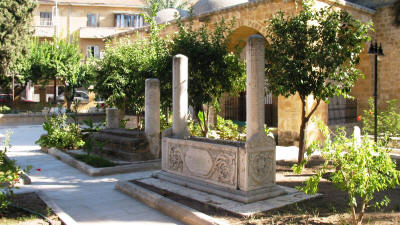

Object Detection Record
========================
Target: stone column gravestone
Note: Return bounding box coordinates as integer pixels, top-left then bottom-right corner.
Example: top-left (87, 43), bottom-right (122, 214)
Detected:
top-left (145, 78), bottom-right (161, 159)
top-left (172, 54), bottom-right (189, 139)
top-left (106, 108), bottom-right (119, 129)
top-left (159, 35), bottom-right (286, 203)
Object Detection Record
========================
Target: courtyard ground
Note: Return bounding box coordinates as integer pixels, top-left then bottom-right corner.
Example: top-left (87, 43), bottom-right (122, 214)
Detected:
top-left (1, 124), bottom-right (399, 225)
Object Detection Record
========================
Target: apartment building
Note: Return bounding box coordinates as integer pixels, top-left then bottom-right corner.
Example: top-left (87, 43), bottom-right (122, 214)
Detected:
top-left (29, 0), bottom-right (147, 102)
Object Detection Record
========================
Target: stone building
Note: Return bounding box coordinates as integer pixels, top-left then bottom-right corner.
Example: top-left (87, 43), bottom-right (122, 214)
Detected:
top-left (28, 0), bottom-right (147, 102)
top-left (108, 0), bottom-right (400, 145)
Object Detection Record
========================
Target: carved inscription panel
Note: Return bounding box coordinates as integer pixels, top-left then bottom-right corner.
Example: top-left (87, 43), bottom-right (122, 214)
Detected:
top-left (165, 139), bottom-right (238, 189)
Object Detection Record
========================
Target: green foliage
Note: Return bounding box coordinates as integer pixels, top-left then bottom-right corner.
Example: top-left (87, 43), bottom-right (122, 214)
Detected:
top-left (213, 115), bottom-right (245, 141)
top-left (35, 114), bottom-right (85, 150)
top-left (0, 0), bottom-right (36, 90)
top-left (362, 98), bottom-right (400, 138)
top-left (72, 154), bottom-right (115, 168)
top-left (293, 122), bottom-right (400, 225)
top-left (0, 132), bottom-right (30, 212)
top-left (189, 111), bottom-right (272, 141)
top-left (160, 112), bottom-right (172, 131)
top-left (172, 16), bottom-right (246, 136)
top-left (90, 6), bottom-right (171, 115)
top-left (82, 118), bottom-right (105, 132)
top-left (15, 37), bottom-right (86, 109)
top-left (0, 106), bottom-right (11, 114)
top-left (265, 0), bottom-right (371, 163)
top-left (145, 0), bottom-right (189, 12)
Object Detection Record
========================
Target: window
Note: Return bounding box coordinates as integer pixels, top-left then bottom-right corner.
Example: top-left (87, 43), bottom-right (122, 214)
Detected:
top-left (86, 45), bottom-right (100, 58)
top-left (114, 14), bottom-right (143, 28)
top-left (40, 12), bottom-right (52, 26)
top-left (87, 14), bottom-right (99, 27)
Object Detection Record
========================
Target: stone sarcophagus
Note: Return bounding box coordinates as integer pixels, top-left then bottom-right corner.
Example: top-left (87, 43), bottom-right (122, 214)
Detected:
top-left (159, 134), bottom-right (286, 203)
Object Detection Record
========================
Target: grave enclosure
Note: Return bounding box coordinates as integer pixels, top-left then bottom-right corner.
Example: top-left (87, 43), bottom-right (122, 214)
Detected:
top-left (116, 35), bottom-right (317, 223)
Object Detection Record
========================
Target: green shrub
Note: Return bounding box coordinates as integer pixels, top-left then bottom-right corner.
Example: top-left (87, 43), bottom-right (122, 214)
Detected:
top-left (0, 106), bottom-right (11, 114)
top-left (0, 132), bottom-right (31, 212)
top-left (188, 112), bottom-right (271, 142)
top-left (35, 114), bottom-right (85, 150)
top-left (362, 98), bottom-right (400, 137)
top-left (293, 122), bottom-right (400, 225)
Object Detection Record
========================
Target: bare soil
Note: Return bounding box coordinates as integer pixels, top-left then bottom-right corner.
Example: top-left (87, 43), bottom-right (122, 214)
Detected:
top-left (0, 192), bottom-right (64, 225)
top-left (134, 156), bottom-right (400, 225)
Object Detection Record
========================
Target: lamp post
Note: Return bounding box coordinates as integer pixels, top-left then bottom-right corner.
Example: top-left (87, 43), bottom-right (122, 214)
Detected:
top-left (368, 41), bottom-right (384, 143)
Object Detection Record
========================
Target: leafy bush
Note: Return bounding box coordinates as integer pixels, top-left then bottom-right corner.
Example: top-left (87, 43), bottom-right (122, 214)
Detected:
top-left (293, 122), bottom-right (400, 225)
top-left (0, 132), bottom-right (30, 212)
top-left (35, 114), bottom-right (85, 150)
top-left (362, 98), bottom-right (400, 137)
top-left (0, 106), bottom-right (11, 114)
top-left (188, 112), bottom-right (271, 142)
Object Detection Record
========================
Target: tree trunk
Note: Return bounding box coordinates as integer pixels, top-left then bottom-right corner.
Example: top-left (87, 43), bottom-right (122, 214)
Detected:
top-left (53, 77), bottom-right (57, 105)
top-left (298, 97), bottom-right (307, 164)
top-left (297, 95), bottom-right (321, 165)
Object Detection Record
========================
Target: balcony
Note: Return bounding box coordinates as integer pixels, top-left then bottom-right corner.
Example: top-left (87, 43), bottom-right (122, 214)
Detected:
top-left (79, 27), bottom-right (134, 39)
top-left (33, 26), bottom-right (55, 38)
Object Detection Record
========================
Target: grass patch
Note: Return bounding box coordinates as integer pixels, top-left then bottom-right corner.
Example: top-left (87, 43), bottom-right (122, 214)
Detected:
top-left (73, 154), bottom-right (116, 168)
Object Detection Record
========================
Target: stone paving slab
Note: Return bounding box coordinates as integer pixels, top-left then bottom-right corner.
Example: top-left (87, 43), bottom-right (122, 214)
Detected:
top-left (0, 125), bottom-right (182, 225)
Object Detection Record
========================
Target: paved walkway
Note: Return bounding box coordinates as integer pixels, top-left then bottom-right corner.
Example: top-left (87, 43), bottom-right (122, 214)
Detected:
top-left (0, 125), bottom-right (182, 225)
top-left (0, 124), bottom-right (302, 225)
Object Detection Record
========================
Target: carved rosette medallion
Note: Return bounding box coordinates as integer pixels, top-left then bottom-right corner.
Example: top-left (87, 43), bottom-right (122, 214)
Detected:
top-left (168, 146), bottom-right (183, 172)
top-left (215, 153), bottom-right (236, 185)
top-left (250, 151), bottom-right (274, 184)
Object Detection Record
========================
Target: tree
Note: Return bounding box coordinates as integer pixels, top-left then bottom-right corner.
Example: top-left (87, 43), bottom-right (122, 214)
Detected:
top-left (265, 1), bottom-right (371, 164)
top-left (145, 0), bottom-right (189, 12)
top-left (18, 37), bottom-right (84, 109)
top-left (0, 0), bottom-right (36, 91)
top-left (171, 17), bottom-right (246, 137)
top-left (90, 7), bottom-right (172, 123)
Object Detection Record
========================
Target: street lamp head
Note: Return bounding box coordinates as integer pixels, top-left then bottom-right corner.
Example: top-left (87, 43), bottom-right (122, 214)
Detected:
top-left (368, 41), bottom-right (377, 55)
top-left (378, 43), bottom-right (384, 56)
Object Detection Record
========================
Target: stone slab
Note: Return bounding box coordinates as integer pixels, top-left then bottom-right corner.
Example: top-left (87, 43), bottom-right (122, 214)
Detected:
top-left (116, 180), bottom-right (229, 225)
top-left (44, 147), bottom-right (160, 176)
top-left (116, 177), bottom-right (321, 218)
top-left (157, 171), bottom-right (287, 203)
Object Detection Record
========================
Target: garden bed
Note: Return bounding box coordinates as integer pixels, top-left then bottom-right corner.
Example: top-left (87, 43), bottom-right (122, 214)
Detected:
top-left (0, 192), bottom-right (64, 225)
top-left (41, 147), bottom-right (160, 176)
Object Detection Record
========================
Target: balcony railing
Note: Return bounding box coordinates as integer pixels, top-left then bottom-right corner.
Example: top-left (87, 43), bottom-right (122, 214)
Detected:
top-left (33, 26), bottom-right (55, 38)
top-left (79, 27), bottom-right (134, 39)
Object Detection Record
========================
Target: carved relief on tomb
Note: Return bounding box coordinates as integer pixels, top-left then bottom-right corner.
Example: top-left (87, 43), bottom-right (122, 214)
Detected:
top-left (168, 146), bottom-right (183, 172)
top-left (249, 151), bottom-right (274, 185)
top-left (215, 152), bottom-right (236, 185)
top-left (165, 139), bottom-right (238, 188)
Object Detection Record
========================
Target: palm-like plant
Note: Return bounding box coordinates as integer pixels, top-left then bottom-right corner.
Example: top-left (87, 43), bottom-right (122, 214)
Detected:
top-left (145, 0), bottom-right (189, 13)
top-left (395, 0), bottom-right (400, 26)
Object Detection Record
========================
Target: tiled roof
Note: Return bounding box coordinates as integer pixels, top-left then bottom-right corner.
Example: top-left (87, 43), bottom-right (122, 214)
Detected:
top-left (39, 0), bottom-right (148, 8)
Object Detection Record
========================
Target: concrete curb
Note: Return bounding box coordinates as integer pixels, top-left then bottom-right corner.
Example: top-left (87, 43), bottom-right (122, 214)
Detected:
top-left (115, 180), bottom-right (229, 225)
top-left (36, 190), bottom-right (78, 225)
top-left (44, 147), bottom-right (160, 176)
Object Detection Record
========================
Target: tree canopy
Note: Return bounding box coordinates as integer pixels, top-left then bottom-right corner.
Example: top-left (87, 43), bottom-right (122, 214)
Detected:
top-left (265, 1), bottom-right (371, 163)
top-left (0, 0), bottom-right (36, 91)
top-left (145, 0), bottom-right (189, 12)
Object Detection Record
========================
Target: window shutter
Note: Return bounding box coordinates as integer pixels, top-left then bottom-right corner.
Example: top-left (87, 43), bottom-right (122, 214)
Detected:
top-left (86, 46), bottom-right (92, 58)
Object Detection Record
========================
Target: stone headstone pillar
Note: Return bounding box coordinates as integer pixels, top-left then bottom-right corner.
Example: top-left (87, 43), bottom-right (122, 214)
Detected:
top-left (172, 54), bottom-right (189, 139)
top-left (106, 108), bottom-right (119, 129)
top-left (246, 34), bottom-right (266, 140)
top-left (240, 35), bottom-right (279, 193)
top-left (145, 78), bottom-right (161, 158)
